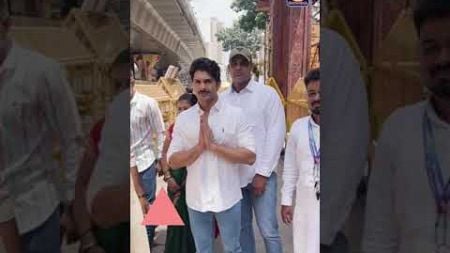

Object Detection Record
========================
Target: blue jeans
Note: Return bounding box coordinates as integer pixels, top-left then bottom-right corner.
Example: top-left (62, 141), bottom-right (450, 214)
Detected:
top-left (188, 201), bottom-right (242, 253)
top-left (139, 162), bottom-right (157, 247)
top-left (240, 172), bottom-right (283, 253)
top-left (21, 207), bottom-right (61, 253)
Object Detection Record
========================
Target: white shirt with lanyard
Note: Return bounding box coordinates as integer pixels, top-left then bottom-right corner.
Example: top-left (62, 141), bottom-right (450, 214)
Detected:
top-left (309, 117), bottom-right (320, 200)
top-left (281, 115), bottom-right (320, 253)
top-left (424, 108), bottom-right (450, 253)
top-left (363, 101), bottom-right (450, 253)
top-left (281, 115), bottom-right (320, 206)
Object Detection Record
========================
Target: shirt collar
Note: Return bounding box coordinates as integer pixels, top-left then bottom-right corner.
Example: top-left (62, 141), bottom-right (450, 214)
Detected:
top-left (309, 115), bottom-right (320, 128)
top-left (196, 96), bottom-right (223, 114)
top-left (230, 79), bottom-right (256, 94)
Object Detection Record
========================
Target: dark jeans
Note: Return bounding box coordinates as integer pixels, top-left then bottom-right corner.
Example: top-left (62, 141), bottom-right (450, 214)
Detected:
top-left (21, 208), bottom-right (61, 253)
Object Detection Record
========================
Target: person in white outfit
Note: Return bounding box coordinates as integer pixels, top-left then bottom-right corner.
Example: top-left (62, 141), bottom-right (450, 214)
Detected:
top-left (363, 1), bottom-right (450, 252)
top-left (281, 68), bottom-right (320, 253)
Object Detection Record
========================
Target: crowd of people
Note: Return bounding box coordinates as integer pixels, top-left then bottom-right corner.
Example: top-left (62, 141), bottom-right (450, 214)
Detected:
top-left (1, 0), bottom-right (450, 253)
top-left (131, 45), bottom-right (322, 253)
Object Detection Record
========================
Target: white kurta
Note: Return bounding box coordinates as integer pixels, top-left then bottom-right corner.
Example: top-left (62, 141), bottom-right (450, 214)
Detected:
top-left (363, 101), bottom-right (450, 253)
top-left (281, 116), bottom-right (320, 253)
top-left (130, 177), bottom-right (150, 253)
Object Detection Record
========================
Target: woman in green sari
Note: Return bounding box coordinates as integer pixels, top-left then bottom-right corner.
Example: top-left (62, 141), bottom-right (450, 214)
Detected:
top-left (160, 93), bottom-right (197, 253)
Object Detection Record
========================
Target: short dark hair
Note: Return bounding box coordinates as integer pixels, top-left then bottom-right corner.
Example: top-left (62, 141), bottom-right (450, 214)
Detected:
top-left (414, 0), bottom-right (450, 35)
top-left (304, 68), bottom-right (320, 87)
top-left (189, 58), bottom-right (221, 83)
top-left (178, 93), bottom-right (197, 106)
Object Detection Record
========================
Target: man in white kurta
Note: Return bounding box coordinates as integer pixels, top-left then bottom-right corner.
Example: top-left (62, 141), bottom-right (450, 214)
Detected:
top-left (281, 68), bottom-right (320, 253)
top-left (363, 1), bottom-right (450, 252)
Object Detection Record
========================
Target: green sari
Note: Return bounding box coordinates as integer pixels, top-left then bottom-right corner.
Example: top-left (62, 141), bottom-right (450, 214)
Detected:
top-left (164, 168), bottom-right (196, 253)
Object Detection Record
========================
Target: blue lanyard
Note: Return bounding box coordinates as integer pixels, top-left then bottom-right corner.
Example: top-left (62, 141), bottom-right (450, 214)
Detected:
top-left (309, 118), bottom-right (320, 200)
top-left (423, 110), bottom-right (450, 214)
top-left (308, 118), bottom-right (320, 165)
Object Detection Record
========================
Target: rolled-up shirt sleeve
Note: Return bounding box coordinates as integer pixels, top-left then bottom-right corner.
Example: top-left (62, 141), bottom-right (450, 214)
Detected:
top-left (130, 152), bottom-right (137, 168)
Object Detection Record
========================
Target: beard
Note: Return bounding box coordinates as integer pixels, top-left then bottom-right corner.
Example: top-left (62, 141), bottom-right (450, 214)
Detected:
top-left (311, 107), bottom-right (320, 115)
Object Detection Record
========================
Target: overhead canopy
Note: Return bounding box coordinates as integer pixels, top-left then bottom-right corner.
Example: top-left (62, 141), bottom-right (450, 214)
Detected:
top-left (150, 0), bottom-right (205, 59)
top-left (130, 0), bottom-right (205, 65)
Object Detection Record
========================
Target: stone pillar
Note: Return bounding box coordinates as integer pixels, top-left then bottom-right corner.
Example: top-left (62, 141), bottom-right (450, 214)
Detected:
top-left (270, 0), bottom-right (311, 98)
top-left (270, 0), bottom-right (290, 97)
top-left (287, 6), bottom-right (311, 95)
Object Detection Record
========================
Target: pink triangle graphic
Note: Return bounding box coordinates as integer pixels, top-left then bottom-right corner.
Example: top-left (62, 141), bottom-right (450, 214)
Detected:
top-left (142, 188), bottom-right (185, 226)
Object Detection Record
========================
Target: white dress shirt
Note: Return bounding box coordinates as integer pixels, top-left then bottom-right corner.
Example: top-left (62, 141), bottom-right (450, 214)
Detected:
top-left (167, 97), bottom-right (256, 212)
top-left (363, 101), bottom-right (450, 253)
top-left (282, 116), bottom-right (320, 253)
top-left (87, 89), bottom-right (130, 213)
top-left (221, 80), bottom-right (286, 187)
top-left (320, 28), bottom-right (370, 244)
top-left (130, 91), bottom-right (165, 172)
top-left (0, 42), bottom-right (83, 233)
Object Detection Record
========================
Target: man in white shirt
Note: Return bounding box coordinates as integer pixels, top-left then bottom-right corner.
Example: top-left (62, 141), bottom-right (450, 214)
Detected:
top-left (130, 69), bottom-right (165, 248)
top-left (0, 1), bottom-right (83, 251)
top-left (281, 68), bottom-right (320, 253)
top-left (221, 47), bottom-right (285, 253)
top-left (320, 27), bottom-right (370, 252)
top-left (168, 57), bottom-right (256, 253)
top-left (363, 1), bottom-right (450, 252)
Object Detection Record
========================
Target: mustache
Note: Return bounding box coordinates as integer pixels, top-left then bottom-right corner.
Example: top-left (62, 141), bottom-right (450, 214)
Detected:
top-left (198, 90), bottom-right (210, 94)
